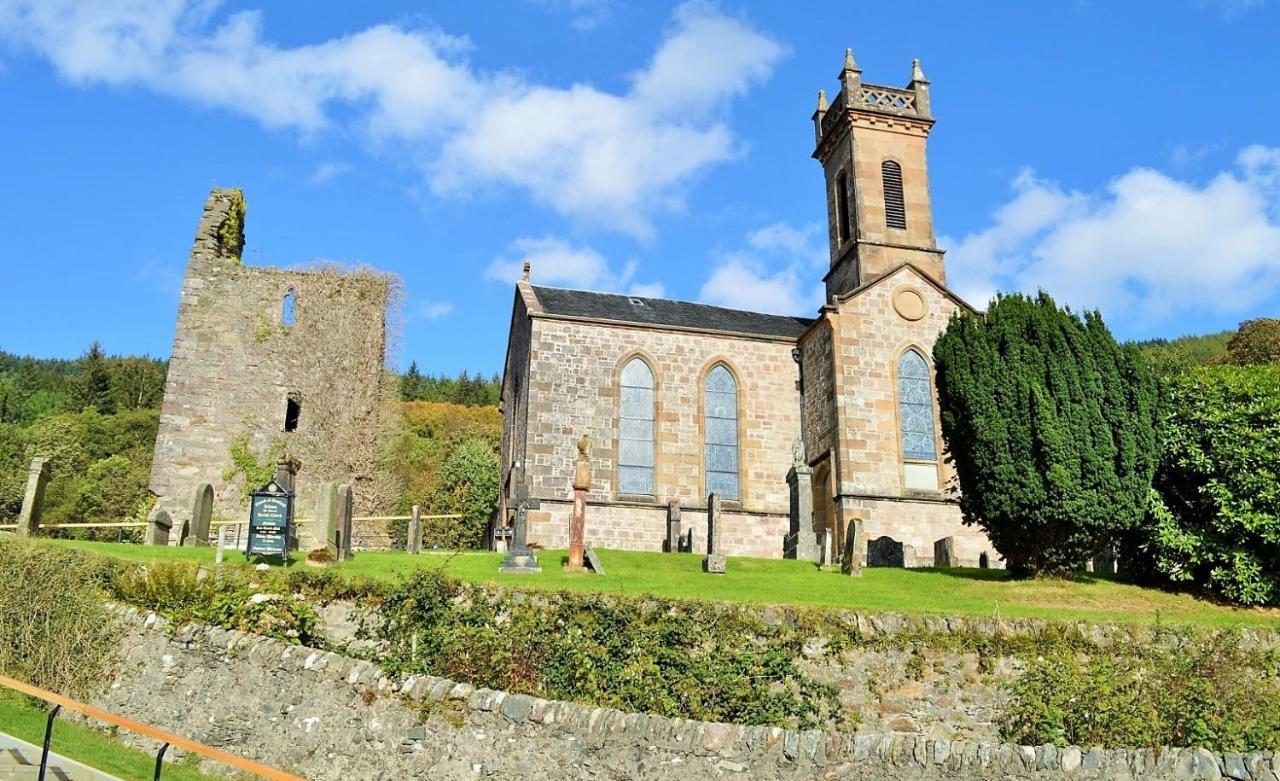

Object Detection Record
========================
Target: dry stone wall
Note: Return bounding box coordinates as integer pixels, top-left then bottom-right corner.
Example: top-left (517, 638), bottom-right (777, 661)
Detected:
top-left (149, 189), bottom-right (396, 532)
top-left (99, 607), bottom-right (1280, 781)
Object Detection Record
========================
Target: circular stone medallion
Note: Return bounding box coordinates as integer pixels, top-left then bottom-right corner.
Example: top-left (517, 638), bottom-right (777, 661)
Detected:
top-left (893, 287), bottom-right (927, 321)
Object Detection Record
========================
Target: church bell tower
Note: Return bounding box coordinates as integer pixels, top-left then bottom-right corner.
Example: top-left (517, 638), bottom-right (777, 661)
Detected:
top-left (812, 49), bottom-right (945, 302)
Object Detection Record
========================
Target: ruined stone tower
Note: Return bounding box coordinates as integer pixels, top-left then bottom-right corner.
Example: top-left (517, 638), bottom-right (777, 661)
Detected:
top-left (812, 50), bottom-right (943, 302)
top-left (148, 188), bottom-right (393, 533)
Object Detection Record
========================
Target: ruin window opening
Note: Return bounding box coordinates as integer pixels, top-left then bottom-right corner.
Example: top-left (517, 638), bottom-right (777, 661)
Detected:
top-left (282, 289), bottom-right (297, 327)
top-left (618, 357), bottom-right (655, 495)
top-left (704, 364), bottom-right (740, 501)
top-left (882, 160), bottom-right (907, 229)
top-left (835, 170), bottom-right (851, 244)
top-left (284, 393), bottom-right (301, 432)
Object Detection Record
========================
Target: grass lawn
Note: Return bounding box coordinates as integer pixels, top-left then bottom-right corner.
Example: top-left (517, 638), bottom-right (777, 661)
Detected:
top-left (46, 538), bottom-right (1280, 629)
top-left (0, 691), bottom-right (224, 780)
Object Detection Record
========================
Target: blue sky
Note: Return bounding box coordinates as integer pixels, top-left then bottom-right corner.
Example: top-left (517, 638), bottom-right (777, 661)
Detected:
top-left (2, 0), bottom-right (1279, 374)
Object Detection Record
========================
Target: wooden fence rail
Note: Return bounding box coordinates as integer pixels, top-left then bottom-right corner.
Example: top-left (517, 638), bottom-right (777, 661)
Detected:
top-left (0, 673), bottom-right (306, 781)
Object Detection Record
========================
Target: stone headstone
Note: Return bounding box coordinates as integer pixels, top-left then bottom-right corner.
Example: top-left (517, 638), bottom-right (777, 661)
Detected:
top-left (16, 457), bottom-right (51, 537)
top-left (841, 518), bottom-right (863, 576)
top-left (903, 543), bottom-right (917, 568)
top-left (933, 536), bottom-right (956, 568)
top-left (407, 504), bottom-right (422, 554)
top-left (787, 460), bottom-right (818, 562)
top-left (146, 510), bottom-right (172, 546)
top-left (681, 527), bottom-right (694, 554)
top-left (819, 527), bottom-right (833, 570)
top-left (1091, 545), bottom-right (1117, 575)
top-left (183, 483), bottom-right (213, 547)
top-left (665, 500), bottom-right (682, 553)
top-left (334, 484), bottom-right (354, 562)
top-left (867, 536), bottom-right (905, 568)
top-left (499, 492), bottom-right (541, 573)
top-left (978, 551), bottom-right (990, 569)
top-left (315, 481), bottom-right (339, 552)
top-left (566, 435), bottom-right (591, 571)
top-left (584, 545), bottom-right (605, 575)
top-left (703, 492), bottom-right (726, 574)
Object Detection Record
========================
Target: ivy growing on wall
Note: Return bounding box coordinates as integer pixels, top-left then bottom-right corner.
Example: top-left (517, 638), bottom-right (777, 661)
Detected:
top-left (215, 189), bottom-right (246, 263)
top-left (222, 432), bottom-right (284, 501)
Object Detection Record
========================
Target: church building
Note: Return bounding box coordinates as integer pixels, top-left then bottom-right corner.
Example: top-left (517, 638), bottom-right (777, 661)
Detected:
top-left (498, 49), bottom-right (996, 567)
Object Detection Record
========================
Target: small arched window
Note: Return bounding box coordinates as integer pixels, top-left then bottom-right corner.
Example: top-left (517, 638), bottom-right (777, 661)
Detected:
top-left (284, 391), bottom-right (301, 432)
top-left (897, 349), bottom-right (936, 461)
top-left (618, 358), bottom-right (655, 495)
top-left (704, 364), bottom-right (739, 501)
top-left (835, 170), bottom-right (851, 244)
top-left (282, 289), bottom-right (297, 327)
top-left (882, 160), bottom-right (907, 229)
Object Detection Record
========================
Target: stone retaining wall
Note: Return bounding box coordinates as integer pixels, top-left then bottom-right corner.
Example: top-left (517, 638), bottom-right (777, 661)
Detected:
top-left (99, 606), bottom-right (1280, 780)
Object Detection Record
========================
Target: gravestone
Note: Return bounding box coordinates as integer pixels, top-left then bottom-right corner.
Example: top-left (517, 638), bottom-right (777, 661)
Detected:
top-left (819, 527), bottom-right (833, 571)
top-left (867, 536), bottom-right (905, 567)
top-left (665, 500), bottom-right (682, 553)
top-left (584, 545), bottom-right (605, 575)
top-left (16, 457), bottom-right (51, 537)
top-left (681, 527), bottom-right (694, 554)
top-left (978, 551), bottom-right (990, 569)
top-left (315, 482), bottom-right (339, 552)
top-left (840, 519), bottom-right (863, 576)
top-left (933, 536), bottom-right (956, 568)
top-left (703, 492), bottom-right (726, 574)
top-left (1091, 545), bottom-right (1117, 575)
top-left (903, 543), bottom-right (917, 568)
top-left (787, 440), bottom-right (819, 562)
top-left (146, 510), bottom-right (172, 546)
top-left (333, 484), bottom-right (354, 562)
top-left (407, 505), bottom-right (422, 554)
top-left (499, 486), bottom-right (541, 573)
top-left (183, 483), bottom-right (213, 547)
top-left (566, 435), bottom-right (591, 571)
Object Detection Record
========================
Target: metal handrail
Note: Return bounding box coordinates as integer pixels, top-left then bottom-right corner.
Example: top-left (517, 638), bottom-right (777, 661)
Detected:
top-left (0, 674), bottom-right (306, 781)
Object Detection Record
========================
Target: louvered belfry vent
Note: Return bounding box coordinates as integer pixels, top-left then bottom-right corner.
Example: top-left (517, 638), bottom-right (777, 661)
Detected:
top-left (882, 160), bottom-right (907, 229)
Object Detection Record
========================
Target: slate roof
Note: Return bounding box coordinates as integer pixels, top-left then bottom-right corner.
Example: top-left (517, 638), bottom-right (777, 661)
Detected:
top-left (530, 285), bottom-right (813, 340)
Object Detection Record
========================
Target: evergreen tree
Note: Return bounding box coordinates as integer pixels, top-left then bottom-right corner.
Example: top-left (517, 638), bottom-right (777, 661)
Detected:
top-left (933, 291), bottom-right (1160, 577)
top-left (401, 360), bottom-right (425, 401)
top-left (74, 342), bottom-right (115, 414)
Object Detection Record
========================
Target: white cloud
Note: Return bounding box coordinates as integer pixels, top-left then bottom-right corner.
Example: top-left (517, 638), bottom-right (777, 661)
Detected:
top-left (698, 221), bottom-right (825, 315)
top-left (414, 300), bottom-right (454, 320)
top-left (307, 161), bottom-right (352, 184)
top-left (525, 0), bottom-right (615, 31)
top-left (0, 0), bottom-right (784, 235)
top-left (486, 235), bottom-right (662, 295)
top-left (942, 146), bottom-right (1280, 326)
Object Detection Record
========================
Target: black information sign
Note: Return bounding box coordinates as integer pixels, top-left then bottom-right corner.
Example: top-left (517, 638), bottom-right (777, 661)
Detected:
top-left (247, 480), bottom-right (293, 562)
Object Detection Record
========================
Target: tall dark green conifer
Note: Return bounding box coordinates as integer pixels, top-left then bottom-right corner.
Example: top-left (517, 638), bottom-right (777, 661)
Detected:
top-left (933, 291), bottom-right (1159, 577)
top-left (75, 342), bottom-right (115, 414)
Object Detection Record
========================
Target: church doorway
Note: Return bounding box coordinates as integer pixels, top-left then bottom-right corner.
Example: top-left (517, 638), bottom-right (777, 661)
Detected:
top-left (812, 461), bottom-right (839, 564)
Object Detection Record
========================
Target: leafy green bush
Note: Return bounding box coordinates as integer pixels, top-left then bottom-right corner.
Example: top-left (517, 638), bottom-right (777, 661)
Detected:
top-left (1001, 629), bottom-right (1280, 750)
top-left (374, 570), bottom-right (842, 729)
top-left (0, 540), bottom-right (119, 697)
top-left (426, 438), bottom-right (499, 549)
top-left (1138, 365), bottom-right (1280, 605)
top-left (1224, 318), bottom-right (1280, 366)
top-left (933, 292), bottom-right (1160, 577)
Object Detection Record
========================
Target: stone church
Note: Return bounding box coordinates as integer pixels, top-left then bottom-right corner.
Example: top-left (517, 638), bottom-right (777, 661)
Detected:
top-left (499, 49), bottom-right (996, 566)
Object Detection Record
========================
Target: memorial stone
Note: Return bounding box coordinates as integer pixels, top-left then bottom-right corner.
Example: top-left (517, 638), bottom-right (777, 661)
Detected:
top-left (867, 536), bottom-right (905, 567)
top-left (703, 492), bottom-right (726, 574)
top-left (787, 439), bottom-right (818, 562)
top-left (184, 483), bottom-right (214, 547)
top-left (584, 545), bottom-right (605, 575)
top-left (665, 500), bottom-right (682, 553)
top-left (315, 481), bottom-right (339, 552)
top-left (407, 505), bottom-right (422, 554)
top-left (841, 519), bottom-right (863, 576)
top-left (16, 457), bottom-right (51, 537)
top-left (333, 484), bottom-right (354, 562)
top-left (566, 435), bottom-right (591, 571)
top-left (146, 510), bottom-right (172, 546)
top-left (933, 536), bottom-right (956, 568)
top-left (500, 484), bottom-right (541, 573)
top-left (1091, 545), bottom-right (1117, 575)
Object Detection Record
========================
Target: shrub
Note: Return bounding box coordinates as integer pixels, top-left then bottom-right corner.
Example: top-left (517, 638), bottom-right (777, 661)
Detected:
top-left (1138, 365), bottom-right (1280, 605)
top-left (374, 570), bottom-right (842, 729)
top-left (933, 292), bottom-right (1160, 577)
top-left (1224, 318), bottom-right (1280, 366)
top-left (0, 540), bottom-right (119, 697)
top-left (1000, 629), bottom-right (1280, 750)
top-left (427, 438), bottom-right (500, 549)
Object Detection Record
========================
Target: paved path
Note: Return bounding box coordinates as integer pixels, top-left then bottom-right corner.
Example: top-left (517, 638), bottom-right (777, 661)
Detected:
top-left (0, 732), bottom-right (122, 781)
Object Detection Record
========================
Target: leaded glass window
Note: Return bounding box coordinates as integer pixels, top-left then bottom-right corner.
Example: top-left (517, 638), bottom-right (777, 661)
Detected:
top-left (618, 358), bottom-right (654, 495)
top-left (704, 364), bottom-right (739, 500)
top-left (897, 349), bottom-right (937, 461)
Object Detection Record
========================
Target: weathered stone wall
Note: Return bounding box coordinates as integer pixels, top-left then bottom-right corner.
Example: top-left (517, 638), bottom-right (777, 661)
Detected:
top-left (519, 313), bottom-right (801, 557)
top-left (800, 316), bottom-right (836, 463)
top-left (99, 607), bottom-right (1280, 781)
top-left (149, 189), bottom-right (395, 531)
top-left (500, 284), bottom-right (537, 500)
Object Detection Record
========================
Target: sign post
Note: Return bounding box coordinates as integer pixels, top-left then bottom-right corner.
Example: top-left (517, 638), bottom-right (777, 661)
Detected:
top-left (247, 480), bottom-right (293, 564)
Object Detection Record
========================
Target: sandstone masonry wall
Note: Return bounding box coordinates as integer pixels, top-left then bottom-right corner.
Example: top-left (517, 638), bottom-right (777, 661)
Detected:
top-left (99, 607), bottom-right (1279, 781)
top-left (149, 189), bottom-right (394, 531)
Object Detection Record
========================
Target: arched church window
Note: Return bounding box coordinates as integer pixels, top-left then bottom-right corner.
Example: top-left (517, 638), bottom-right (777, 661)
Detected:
top-left (897, 349), bottom-right (936, 462)
top-left (282, 289), bottom-right (297, 327)
top-left (835, 170), bottom-right (851, 244)
top-left (882, 160), bottom-right (907, 229)
top-left (618, 357), bottom-right (655, 495)
top-left (704, 364), bottom-right (740, 501)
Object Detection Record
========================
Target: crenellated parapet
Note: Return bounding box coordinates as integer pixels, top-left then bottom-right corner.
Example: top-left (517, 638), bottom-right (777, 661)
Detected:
top-left (813, 49), bottom-right (934, 157)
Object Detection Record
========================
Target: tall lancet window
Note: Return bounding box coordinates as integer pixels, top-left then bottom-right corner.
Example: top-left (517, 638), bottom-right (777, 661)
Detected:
top-left (898, 349), bottom-right (939, 490)
top-left (618, 357), bottom-right (655, 495)
top-left (882, 160), bottom-right (907, 229)
top-left (704, 364), bottom-right (740, 501)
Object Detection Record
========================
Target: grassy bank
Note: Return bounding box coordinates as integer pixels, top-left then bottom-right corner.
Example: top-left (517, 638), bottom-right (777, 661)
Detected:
top-left (42, 539), bottom-right (1280, 629)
